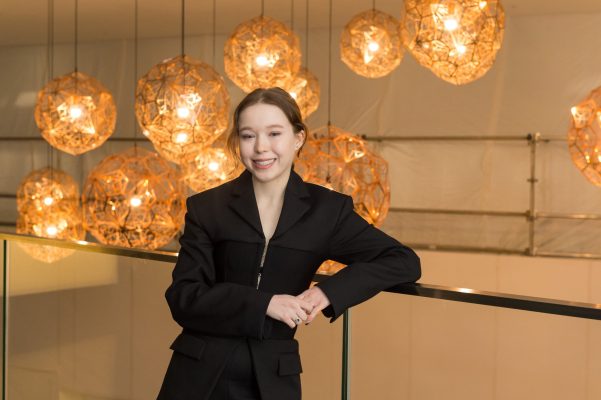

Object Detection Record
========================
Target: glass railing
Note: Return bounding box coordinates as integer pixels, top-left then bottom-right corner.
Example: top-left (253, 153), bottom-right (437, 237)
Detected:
top-left (2, 233), bottom-right (600, 400)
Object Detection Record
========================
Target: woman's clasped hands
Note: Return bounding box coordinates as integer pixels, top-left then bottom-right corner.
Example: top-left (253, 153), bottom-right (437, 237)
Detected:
top-left (266, 286), bottom-right (331, 328)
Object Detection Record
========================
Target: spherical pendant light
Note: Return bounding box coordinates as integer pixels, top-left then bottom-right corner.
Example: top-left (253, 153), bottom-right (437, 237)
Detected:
top-left (16, 167), bottom-right (85, 263)
top-left (135, 54), bottom-right (231, 164)
top-left (340, 9), bottom-right (404, 78)
top-left (82, 147), bottom-right (186, 250)
top-left (568, 86), bottom-right (601, 186)
top-left (283, 67), bottom-right (320, 119)
top-left (34, 71), bottom-right (117, 155)
top-left (297, 126), bottom-right (390, 274)
top-left (401, 0), bottom-right (505, 85)
top-left (224, 16), bottom-right (302, 92)
top-left (180, 135), bottom-right (244, 193)
top-left (296, 125), bottom-right (390, 227)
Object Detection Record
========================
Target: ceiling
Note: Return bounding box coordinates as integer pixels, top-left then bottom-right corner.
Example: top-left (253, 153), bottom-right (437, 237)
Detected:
top-left (1, 0), bottom-right (601, 46)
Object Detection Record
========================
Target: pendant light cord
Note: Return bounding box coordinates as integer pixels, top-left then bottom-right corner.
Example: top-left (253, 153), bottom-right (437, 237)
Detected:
top-left (181, 0), bottom-right (185, 56)
top-left (212, 0), bottom-right (216, 65)
top-left (291, 0), bottom-right (294, 31)
top-left (74, 0), bottom-right (78, 72)
top-left (327, 0), bottom-right (332, 127)
top-left (133, 0), bottom-right (139, 149)
top-left (47, 0), bottom-right (55, 175)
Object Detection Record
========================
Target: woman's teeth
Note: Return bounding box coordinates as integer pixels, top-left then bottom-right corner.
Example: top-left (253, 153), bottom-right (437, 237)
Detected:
top-left (254, 159), bottom-right (275, 167)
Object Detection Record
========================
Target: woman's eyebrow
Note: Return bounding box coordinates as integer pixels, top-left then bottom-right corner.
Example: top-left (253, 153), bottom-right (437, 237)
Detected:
top-left (266, 124), bottom-right (284, 129)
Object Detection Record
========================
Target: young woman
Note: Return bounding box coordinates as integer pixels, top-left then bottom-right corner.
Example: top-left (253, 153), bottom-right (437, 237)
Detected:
top-left (157, 87), bottom-right (421, 400)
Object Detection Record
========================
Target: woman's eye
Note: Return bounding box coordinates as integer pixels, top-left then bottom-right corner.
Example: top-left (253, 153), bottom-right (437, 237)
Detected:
top-left (240, 134), bottom-right (254, 139)
top-left (270, 131), bottom-right (281, 136)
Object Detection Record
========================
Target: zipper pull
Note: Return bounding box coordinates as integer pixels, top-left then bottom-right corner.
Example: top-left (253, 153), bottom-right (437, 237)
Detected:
top-left (256, 239), bottom-right (269, 290)
top-left (256, 271), bottom-right (262, 289)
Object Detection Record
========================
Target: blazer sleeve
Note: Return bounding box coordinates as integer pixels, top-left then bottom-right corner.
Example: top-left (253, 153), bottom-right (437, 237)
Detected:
top-left (165, 197), bottom-right (274, 339)
top-left (315, 194), bottom-right (421, 323)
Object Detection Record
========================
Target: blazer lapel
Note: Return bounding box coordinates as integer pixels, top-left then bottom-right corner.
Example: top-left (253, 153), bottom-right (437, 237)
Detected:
top-left (272, 169), bottom-right (311, 240)
top-left (228, 170), bottom-right (264, 236)
top-left (228, 168), bottom-right (312, 240)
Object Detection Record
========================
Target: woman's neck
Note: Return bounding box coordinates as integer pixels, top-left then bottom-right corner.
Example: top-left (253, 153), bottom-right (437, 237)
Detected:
top-left (251, 168), bottom-right (291, 203)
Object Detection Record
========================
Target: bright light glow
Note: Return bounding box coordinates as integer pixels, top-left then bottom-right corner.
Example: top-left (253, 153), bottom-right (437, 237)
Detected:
top-left (69, 105), bottom-right (83, 119)
top-left (457, 44), bottom-right (467, 54)
top-left (571, 106), bottom-right (578, 117)
top-left (175, 132), bottom-right (189, 144)
top-left (255, 54), bottom-right (269, 66)
top-left (176, 106), bottom-right (190, 119)
top-left (289, 91), bottom-right (297, 99)
top-left (208, 161), bottom-right (219, 171)
top-left (479, 1), bottom-right (487, 9)
top-left (142, 129), bottom-right (150, 137)
top-left (368, 41), bottom-right (380, 52)
top-left (46, 225), bottom-right (58, 236)
top-left (444, 18), bottom-right (459, 31)
top-left (130, 197), bottom-right (142, 207)
top-left (43, 196), bottom-right (54, 206)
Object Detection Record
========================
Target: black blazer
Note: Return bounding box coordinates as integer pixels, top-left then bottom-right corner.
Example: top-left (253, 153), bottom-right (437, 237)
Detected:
top-left (157, 168), bottom-right (421, 400)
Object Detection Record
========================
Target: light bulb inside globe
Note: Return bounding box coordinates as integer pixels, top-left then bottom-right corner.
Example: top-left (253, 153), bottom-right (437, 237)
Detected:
top-left (43, 196), bottom-right (54, 206)
top-left (176, 106), bottom-right (191, 119)
top-left (255, 54), bottom-right (269, 67)
top-left (69, 105), bottom-right (83, 119)
top-left (479, 1), bottom-right (488, 9)
top-left (208, 161), bottom-right (220, 172)
top-left (46, 225), bottom-right (58, 237)
top-left (444, 18), bottom-right (459, 31)
top-left (456, 44), bottom-right (467, 54)
top-left (175, 132), bottom-right (189, 144)
top-left (367, 41), bottom-right (380, 52)
top-left (130, 196), bottom-right (142, 207)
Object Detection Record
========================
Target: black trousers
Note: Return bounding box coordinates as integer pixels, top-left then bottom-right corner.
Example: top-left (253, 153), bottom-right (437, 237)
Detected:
top-left (209, 340), bottom-right (262, 400)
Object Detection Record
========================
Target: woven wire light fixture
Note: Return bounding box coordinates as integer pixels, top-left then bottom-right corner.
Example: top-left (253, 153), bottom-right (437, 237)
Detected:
top-left (180, 134), bottom-right (244, 193)
top-left (34, 71), bottom-right (117, 155)
top-left (16, 167), bottom-right (85, 263)
top-left (568, 86), bottom-right (601, 186)
top-left (296, 126), bottom-right (390, 274)
top-left (401, 0), bottom-right (505, 85)
top-left (284, 67), bottom-right (320, 119)
top-left (296, 125), bottom-right (390, 227)
top-left (340, 9), bottom-right (404, 78)
top-left (82, 147), bottom-right (186, 250)
top-left (135, 54), bottom-right (230, 164)
top-left (224, 15), bottom-right (302, 92)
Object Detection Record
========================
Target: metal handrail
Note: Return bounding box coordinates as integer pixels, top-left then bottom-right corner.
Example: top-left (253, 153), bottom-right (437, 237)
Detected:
top-left (2, 232), bottom-right (601, 321)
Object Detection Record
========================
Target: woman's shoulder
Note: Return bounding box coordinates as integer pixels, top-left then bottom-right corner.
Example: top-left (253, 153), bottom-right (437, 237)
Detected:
top-left (303, 181), bottom-right (352, 204)
top-left (186, 178), bottom-right (239, 208)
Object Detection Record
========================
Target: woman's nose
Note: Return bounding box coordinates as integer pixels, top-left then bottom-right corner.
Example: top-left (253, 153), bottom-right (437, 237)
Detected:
top-left (254, 134), bottom-right (268, 152)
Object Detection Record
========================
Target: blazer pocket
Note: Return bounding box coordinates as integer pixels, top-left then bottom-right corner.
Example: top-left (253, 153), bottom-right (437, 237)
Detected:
top-left (278, 352), bottom-right (303, 376)
top-left (169, 333), bottom-right (206, 360)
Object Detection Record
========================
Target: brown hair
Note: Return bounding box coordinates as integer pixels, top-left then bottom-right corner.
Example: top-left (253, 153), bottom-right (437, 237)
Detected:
top-left (226, 87), bottom-right (308, 166)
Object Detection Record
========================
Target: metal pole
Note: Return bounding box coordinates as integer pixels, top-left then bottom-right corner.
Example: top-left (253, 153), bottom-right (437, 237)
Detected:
top-left (2, 240), bottom-right (7, 400)
top-left (341, 309), bottom-right (350, 400)
top-left (527, 133), bottom-right (540, 256)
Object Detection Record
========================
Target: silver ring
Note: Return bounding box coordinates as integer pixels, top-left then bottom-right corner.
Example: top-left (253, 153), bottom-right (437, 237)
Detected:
top-left (294, 318), bottom-right (301, 324)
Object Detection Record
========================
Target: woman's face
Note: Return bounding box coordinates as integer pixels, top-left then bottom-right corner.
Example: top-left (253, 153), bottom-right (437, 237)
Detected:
top-left (238, 103), bottom-right (305, 185)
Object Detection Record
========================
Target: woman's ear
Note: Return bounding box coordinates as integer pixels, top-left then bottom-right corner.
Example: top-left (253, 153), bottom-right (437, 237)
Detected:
top-left (296, 130), bottom-right (306, 149)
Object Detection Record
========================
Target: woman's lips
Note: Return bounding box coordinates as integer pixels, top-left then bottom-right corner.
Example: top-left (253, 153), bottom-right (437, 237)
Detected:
top-left (253, 158), bottom-right (276, 169)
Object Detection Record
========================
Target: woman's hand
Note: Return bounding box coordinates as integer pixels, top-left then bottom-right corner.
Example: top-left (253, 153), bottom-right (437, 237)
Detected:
top-left (296, 286), bottom-right (330, 324)
top-left (266, 294), bottom-right (314, 328)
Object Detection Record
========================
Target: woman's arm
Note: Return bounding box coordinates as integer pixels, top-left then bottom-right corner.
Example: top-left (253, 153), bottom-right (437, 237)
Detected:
top-left (314, 194), bottom-right (421, 322)
top-left (165, 197), bottom-right (274, 339)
